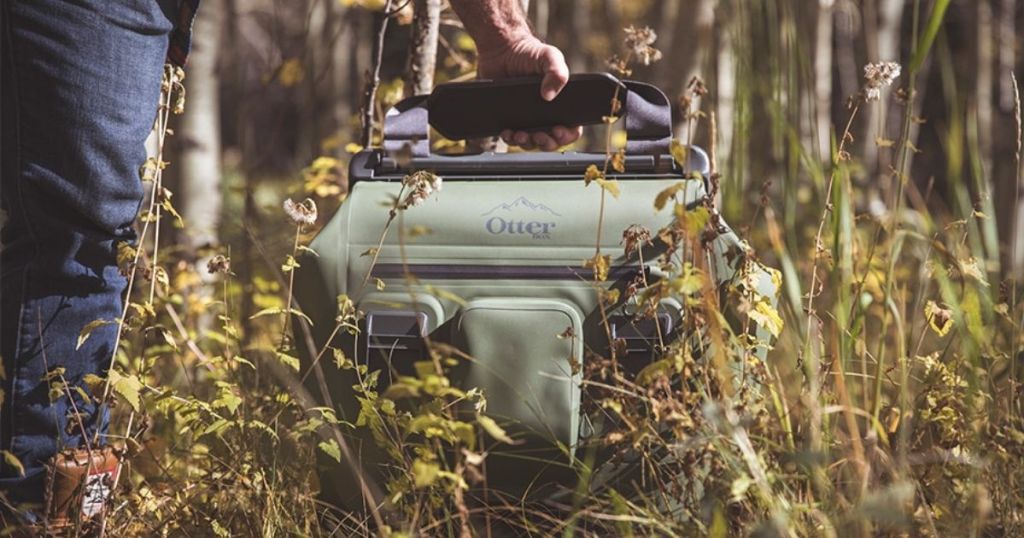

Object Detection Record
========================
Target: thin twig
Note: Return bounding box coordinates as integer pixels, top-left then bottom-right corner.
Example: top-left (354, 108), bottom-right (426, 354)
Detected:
top-left (361, 0), bottom-right (396, 147)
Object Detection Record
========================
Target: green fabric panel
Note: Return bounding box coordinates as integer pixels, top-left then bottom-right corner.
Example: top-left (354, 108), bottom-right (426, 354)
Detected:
top-left (456, 298), bottom-right (583, 455)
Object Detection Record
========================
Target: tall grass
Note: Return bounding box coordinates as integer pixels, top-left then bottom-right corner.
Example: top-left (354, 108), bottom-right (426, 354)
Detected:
top-left (27, 1), bottom-right (1019, 536)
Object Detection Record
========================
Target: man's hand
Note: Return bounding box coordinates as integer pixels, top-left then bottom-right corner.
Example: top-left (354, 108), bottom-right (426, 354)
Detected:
top-left (450, 0), bottom-right (582, 151)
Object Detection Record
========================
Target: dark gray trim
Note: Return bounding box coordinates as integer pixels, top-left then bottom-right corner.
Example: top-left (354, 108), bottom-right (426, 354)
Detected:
top-left (369, 263), bottom-right (642, 280)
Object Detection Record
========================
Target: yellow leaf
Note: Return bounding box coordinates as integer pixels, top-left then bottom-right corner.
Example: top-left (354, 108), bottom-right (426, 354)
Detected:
top-left (680, 205), bottom-right (711, 236)
top-left (477, 415), bottom-right (515, 444)
top-left (924, 300), bottom-right (953, 337)
top-left (654, 182), bottom-right (686, 211)
top-left (670, 139), bottom-right (689, 168)
top-left (281, 255), bottom-right (300, 273)
top-left (77, 319), bottom-right (117, 351)
top-left (959, 257), bottom-right (989, 287)
top-left (670, 263), bottom-right (705, 295)
top-left (318, 439), bottom-right (342, 463)
top-left (610, 149), bottom-right (626, 173)
top-left (583, 164), bottom-right (602, 186)
top-left (748, 300), bottom-right (784, 338)
top-left (584, 254), bottom-right (611, 281)
top-left (596, 177), bottom-right (621, 198)
top-left (455, 32), bottom-right (476, 52)
top-left (277, 58), bottom-right (305, 87)
top-left (2, 451), bottom-right (24, 477)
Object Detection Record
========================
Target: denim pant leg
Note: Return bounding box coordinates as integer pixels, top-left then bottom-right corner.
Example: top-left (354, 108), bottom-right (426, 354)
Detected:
top-left (0, 0), bottom-right (176, 507)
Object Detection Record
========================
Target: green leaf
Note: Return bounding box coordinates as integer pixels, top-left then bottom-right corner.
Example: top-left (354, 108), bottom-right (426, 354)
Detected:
top-left (909, 0), bottom-right (951, 73)
top-left (411, 458), bottom-right (440, 489)
top-left (211, 520), bottom-right (231, 538)
top-left (108, 369), bottom-right (144, 412)
top-left (477, 414), bottom-right (515, 445)
top-left (276, 351), bottom-right (301, 372)
top-left (213, 383), bottom-right (242, 414)
top-left (77, 319), bottom-right (117, 351)
top-left (318, 439), bottom-right (342, 463)
top-left (249, 307), bottom-right (313, 326)
top-left (200, 418), bottom-right (233, 438)
top-left (281, 255), bottom-right (300, 273)
top-left (382, 377), bottom-right (421, 399)
top-left (297, 244), bottom-right (319, 257)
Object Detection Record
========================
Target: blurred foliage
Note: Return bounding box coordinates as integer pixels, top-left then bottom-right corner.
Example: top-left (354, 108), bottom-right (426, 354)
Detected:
top-left (19, 0), bottom-right (1024, 536)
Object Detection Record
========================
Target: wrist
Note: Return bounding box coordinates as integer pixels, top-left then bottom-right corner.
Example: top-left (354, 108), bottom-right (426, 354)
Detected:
top-left (474, 23), bottom-right (533, 60)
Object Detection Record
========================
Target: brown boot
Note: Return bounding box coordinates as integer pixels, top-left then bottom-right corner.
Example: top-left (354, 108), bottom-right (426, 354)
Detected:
top-left (42, 446), bottom-right (122, 536)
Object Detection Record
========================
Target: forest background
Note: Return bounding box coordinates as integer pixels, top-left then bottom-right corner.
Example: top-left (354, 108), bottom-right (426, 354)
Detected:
top-left (62, 0), bottom-right (1024, 535)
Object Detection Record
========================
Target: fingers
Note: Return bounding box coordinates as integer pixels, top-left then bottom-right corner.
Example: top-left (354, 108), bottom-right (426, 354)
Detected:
top-left (539, 45), bottom-right (570, 101)
top-left (502, 126), bottom-right (581, 151)
top-left (551, 125), bottom-right (582, 146)
top-left (530, 132), bottom-right (558, 151)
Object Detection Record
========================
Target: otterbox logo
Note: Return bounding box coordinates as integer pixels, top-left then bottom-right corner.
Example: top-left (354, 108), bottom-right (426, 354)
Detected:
top-left (481, 196), bottom-right (560, 239)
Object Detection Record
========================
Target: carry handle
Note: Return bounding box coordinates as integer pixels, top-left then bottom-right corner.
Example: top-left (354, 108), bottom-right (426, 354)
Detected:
top-left (382, 73), bottom-right (673, 157)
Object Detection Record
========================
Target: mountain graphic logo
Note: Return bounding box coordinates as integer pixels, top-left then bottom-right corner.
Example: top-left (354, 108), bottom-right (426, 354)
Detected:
top-left (480, 196), bottom-right (562, 217)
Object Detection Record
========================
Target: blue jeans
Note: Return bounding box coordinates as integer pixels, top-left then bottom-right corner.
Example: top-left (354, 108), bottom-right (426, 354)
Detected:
top-left (1, 0), bottom-right (176, 509)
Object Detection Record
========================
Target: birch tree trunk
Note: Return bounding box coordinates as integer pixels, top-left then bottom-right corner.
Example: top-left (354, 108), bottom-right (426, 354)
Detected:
top-left (179, 0), bottom-right (224, 250)
top-left (405, 0), bottom-right (442, 97)
top-left (996, 0), bottom-right (1024, 275)
top-left (862, 0), bottom-right (903, 211)
top-left (715, 1), bottom-right (740, 218)
top-left (813, 0), bottom-right (834, 162)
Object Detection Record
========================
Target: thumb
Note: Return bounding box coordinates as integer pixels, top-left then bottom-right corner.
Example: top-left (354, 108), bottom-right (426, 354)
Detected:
top-left (539, 46), bottom-right (570, 101)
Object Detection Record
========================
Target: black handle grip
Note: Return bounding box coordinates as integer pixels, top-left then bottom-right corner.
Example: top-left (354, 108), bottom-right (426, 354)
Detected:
top-left (426, 73), bottom-right (626, 140)
top-left (382, 72), bottom-right (672, 157)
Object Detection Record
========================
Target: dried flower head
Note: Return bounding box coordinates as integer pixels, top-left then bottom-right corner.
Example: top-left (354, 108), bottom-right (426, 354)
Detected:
top-left (606, 55), bottom-right (632, 77)
top-left (283, 198), bottom-right (318, 226)
top-left (687, 76), bottom-right (708, 97)
top-left (622, 224), bottom-right (653, 255)
top-left (862, 61), bottom-right (901, 102)
top-left (623, 25), bottom-right (662, 66)
top-left (401, 170), bottom-right (442, 208)
top-left (207, 254), bottom-right (231, 275)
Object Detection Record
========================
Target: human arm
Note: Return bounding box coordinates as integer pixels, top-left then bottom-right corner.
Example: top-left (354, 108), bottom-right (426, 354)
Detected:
top-left (448, 0), bottom-right (582, 151)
